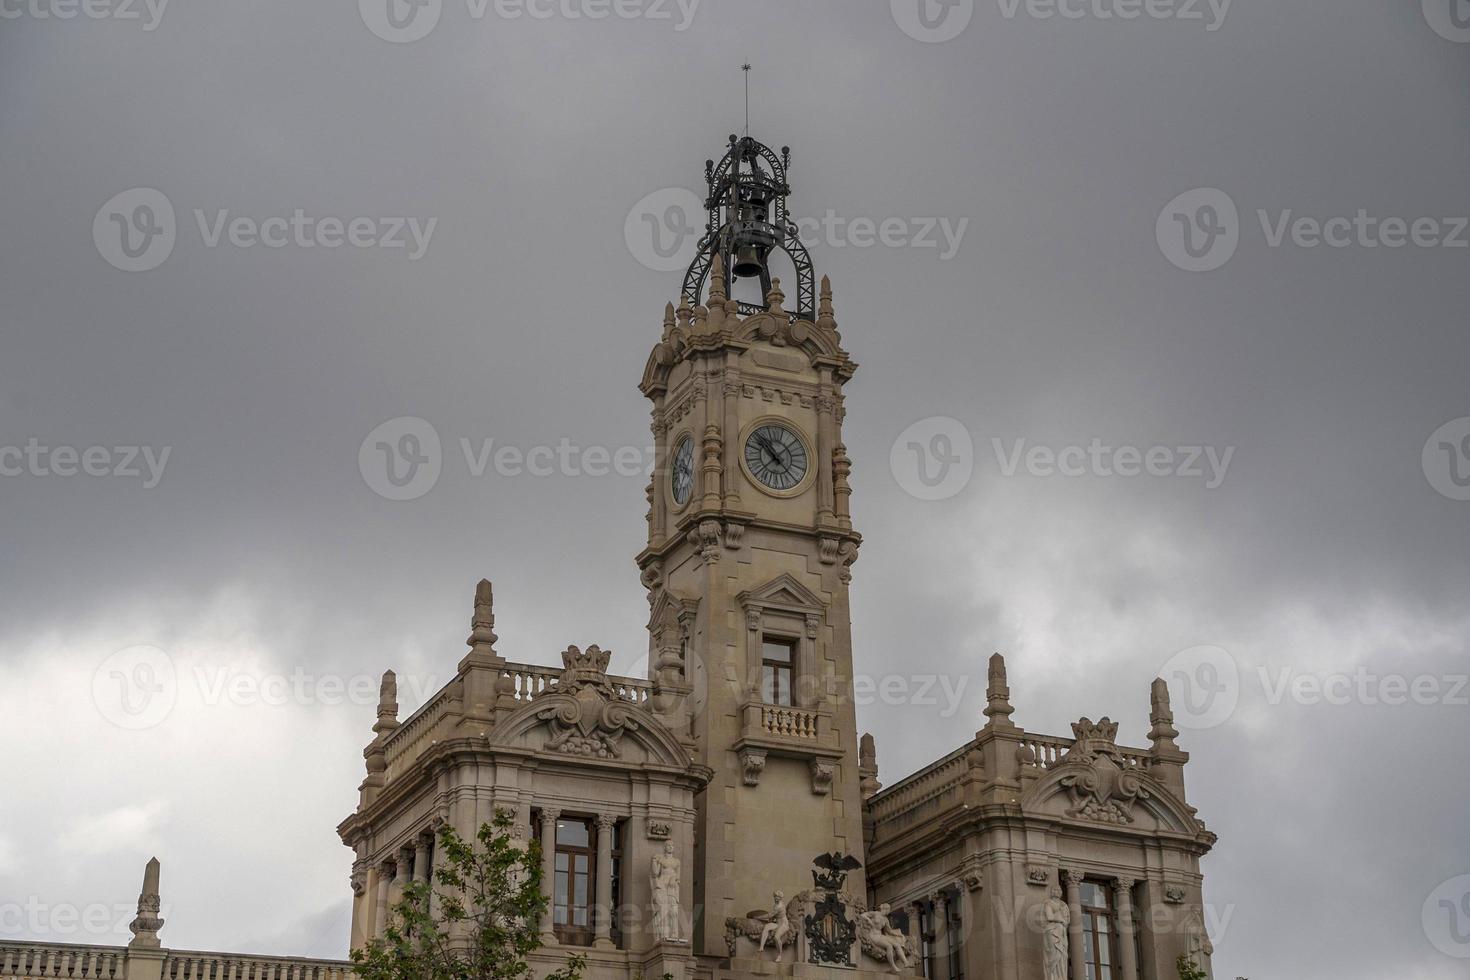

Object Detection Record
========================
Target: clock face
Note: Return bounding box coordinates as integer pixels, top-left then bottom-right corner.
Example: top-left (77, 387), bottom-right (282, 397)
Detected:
top-left (670, 435), bottom-right (694, 506)
top-left (744, 423), bottom-right (809, 492)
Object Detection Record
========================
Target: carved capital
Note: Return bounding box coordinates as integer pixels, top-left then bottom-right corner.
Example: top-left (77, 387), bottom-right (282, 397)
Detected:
top-left (1065, 870), bottom-right (1086, 887)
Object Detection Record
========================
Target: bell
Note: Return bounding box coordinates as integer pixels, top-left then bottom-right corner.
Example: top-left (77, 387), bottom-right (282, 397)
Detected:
top-left (732, 242), bottom-right (766, 278)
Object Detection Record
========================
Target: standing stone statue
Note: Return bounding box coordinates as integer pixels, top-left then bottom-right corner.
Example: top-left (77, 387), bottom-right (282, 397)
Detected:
top-left (650, 841), bottom-right (683, 942)
top-left (1042, 886), bottom-right (1070, 980)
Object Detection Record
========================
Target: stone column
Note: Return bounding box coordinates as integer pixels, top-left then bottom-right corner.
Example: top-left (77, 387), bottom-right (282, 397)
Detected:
top-left (906, 900), bottom-right (924, 954)
top-left (373, 860), bottom-right (394, 938)
top-left (930, 891), bottom-right (950, 978)
top-left (1064, 872), bottom-right (1087, 980)
top-left (594, 814), bottom-right (617, 949)
top-left (539, 809), bottom-right (560, 944)
top-left (414, 836), bottom-right (432, 907)
top-left (815, 368), bottom-right (836, 525)
top-left (1115, 878), bottom-right (1138, 980)
top-left (392, 848), bottom-right (413, 920)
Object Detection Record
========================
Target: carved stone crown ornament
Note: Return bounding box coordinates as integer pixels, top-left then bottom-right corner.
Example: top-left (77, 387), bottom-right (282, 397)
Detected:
top-left (1057, 717), bottom-right (1151, 824)
top-left (535, 645), bottom-right (641, 759)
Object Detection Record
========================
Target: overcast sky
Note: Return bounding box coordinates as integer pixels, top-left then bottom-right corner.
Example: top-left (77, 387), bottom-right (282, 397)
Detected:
top-left (2, 1), bottom-right (1469, 977)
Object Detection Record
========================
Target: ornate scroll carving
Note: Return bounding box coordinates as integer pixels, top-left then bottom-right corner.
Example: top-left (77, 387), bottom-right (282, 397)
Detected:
top-left (536, 645), bottom-right (641, 759)
top-left (1058, 717), bottom-right (1150, 824)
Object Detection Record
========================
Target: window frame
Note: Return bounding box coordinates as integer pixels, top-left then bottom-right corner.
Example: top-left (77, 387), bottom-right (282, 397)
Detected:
top-left (1077, 879), bottom-right (1117, 980)
top-left (551, 815), bottom-right (596, 947)
top-left (760, 635), bottom-right (797, 707)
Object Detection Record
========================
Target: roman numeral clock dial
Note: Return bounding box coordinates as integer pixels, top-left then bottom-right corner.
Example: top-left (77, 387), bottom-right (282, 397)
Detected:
top-left (743, 423), bottom-right (809, 493)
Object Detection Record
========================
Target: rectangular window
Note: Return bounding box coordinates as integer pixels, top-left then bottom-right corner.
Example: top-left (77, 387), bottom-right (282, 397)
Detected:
top-left (1079, 881), bottom-right (1117, 980)
top-left (762, 638), bottom-right (795, 706)
top-left (552, 817), bottom-right (594, 945)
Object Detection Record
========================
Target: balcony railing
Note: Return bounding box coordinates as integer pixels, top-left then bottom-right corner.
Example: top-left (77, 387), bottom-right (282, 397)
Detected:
top-left (760, 704), bottom-right (818, 740)
top-left (0, 944), bottom-right (354, 980)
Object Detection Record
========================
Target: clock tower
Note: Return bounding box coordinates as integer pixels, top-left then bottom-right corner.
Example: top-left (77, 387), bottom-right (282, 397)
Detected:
top-left (636, 134), bottom-right (865, 958)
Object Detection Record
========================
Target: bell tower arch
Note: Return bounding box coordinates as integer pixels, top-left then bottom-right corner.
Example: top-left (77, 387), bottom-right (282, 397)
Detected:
top-left (636, 133), bottom-right (864, 959)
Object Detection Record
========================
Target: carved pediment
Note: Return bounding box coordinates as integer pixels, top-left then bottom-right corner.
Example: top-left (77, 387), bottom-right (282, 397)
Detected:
top-left (739, 573), bottom-right (826, 615)
top-left (1020, 723), bottom-right (1201, 835)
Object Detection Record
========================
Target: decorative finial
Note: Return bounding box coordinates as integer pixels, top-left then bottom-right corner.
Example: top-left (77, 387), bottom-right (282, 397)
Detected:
top-left (708, 252), bottom-right (728, 305)
top-left (859, 733), bottom-right (882, 799)
top-left (128, 857), bottom-right (164, 948)
top-left (765, 277), bottom-right (785, 315)
top-left (662, 301), bottom-right (676, 341)
top-left (466, 578), bottom-right (500, 659)
top-left (817, 274), bottom-right (841, 342)
top-left (983, 652), bottom-right (1017, 729)
top-left (375, 671), bottom-right (399, 732)
top-left (1149, 677), bottom-right (1180, 748)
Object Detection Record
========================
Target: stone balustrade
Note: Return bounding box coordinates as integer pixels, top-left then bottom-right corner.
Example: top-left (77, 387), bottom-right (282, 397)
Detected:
top-left (761, 704), bottom-right (818, 739)
top-left (381, 661), bottom-right (654, 767)
top-left (0, 945), bottom-right (353, 980)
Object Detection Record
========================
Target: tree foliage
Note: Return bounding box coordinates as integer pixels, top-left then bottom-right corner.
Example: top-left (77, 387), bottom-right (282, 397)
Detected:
top-left (352, 809), bottom-right (584, 980)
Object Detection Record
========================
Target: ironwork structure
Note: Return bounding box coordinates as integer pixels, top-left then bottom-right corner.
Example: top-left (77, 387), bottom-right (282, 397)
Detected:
top-left (681, 133), bottom-right (817, 321)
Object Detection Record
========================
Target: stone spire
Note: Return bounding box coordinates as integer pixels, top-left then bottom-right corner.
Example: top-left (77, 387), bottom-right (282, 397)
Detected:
top-left (127, 857), bottom-right (164, 948)
top-left (362, 670), bottom-right (398, 795)
top-left (765, 277), bottom-right (786, 316)
top-left (703, 253), bottom-right (728, 334)
top-left (983, 653), bottom-right (1017, 730)
top-left (859, 732), bottom-right (882, 799)
top-left (661, 301), bottom-right (676, 343)
top-left (464, 578), bottom-right (502, 665)
top-left (375, 670), bottom-right (400, 738)
top-left (1148, 677), bottom-right (1180, 751)
top-left (817, 274), bottom-right (842, 344)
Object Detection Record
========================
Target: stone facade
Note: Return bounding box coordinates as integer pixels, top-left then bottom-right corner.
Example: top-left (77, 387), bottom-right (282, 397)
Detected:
top-left (0, 132), bottom-right (1218, 980)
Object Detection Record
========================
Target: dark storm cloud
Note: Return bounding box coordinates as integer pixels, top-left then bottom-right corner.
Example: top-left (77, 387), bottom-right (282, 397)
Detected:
top-left (2, 0), bottom-right (1467, 974)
